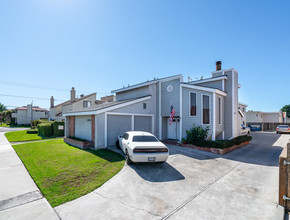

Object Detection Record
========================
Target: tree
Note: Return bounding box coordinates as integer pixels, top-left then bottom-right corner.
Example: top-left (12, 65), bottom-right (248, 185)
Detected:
top-left (281, 104), bottom-right (290, 118)
top-left (0, 103), bottom-right (6, 112)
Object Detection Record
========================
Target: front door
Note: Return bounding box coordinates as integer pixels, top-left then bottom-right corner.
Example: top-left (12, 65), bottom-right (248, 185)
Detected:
top-left (168, 118), bottom-right (177, 139)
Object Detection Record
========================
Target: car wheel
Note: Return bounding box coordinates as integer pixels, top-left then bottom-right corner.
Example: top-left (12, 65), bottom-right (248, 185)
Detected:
top-left (116, 140), bottom-right (120, 149)
top-left (125, 150), bottom-right (132, 165)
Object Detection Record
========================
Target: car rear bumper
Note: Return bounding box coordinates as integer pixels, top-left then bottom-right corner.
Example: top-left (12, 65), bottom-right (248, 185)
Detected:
top-left (130, 152), bottom-right (169, 163)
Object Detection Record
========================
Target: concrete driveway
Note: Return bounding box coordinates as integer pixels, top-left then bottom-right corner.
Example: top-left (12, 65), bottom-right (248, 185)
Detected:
top-left (55, 132), bottom-right (289, 220)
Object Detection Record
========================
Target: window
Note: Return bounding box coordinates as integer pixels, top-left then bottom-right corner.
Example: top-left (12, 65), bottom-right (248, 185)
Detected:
top-left (218, 97), bottom-right (221, 124)
top-left (83, 101), bottom-right (91, 108)
top-left (123, 133), bottom-right (129, 140)
top-left (203, 95), bottom-right (210, 124)
top-left (190, 92), bottom-right (196, 116)
top-left (143, 103), bottom-right (147, 109)
top-left (132, 135), bottom-right (158, 142)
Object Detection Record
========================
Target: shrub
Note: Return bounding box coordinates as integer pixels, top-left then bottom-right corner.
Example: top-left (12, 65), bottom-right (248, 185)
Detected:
top-left (186, 125), bottom-right (209, 144)
top-left (52, 121), bottom-right (65, 137)
top-left (26, 129), bottom-right (38, 134)
top-left (37, 123), bottom-right (53, 137)
top-left (67, 136), bottom-right (88, 142)
top-left (194, 135), bottom-right (252, 149)
top-left (31, 119), bottom-right (50, 128)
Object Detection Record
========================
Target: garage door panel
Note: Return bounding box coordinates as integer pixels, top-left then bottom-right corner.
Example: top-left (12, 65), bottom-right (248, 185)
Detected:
top-left (107, 115), bottom-right (131, 146)
top-left (75, 116), bottom-right (91, 141)
top-left (134, 116), bottom-right (152, 133)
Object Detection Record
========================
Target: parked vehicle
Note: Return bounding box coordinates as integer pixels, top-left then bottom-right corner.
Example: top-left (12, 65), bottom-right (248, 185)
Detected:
top-left (276, 125), bottom-right (290, 134)
top-left (116, 131), bottom-right (169, 164)
top-left (241, 126), bottom-right (251, 136)
top-left (249, 125), bottom-right (261, 131)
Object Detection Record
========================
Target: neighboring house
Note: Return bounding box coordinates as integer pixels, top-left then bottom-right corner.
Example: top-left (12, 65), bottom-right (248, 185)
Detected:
top-left (64, 61), bottom-right (247, 149)
top-left (12, 105), bottom-right (49, 125)
top-left (238, 102), bottom-right (247, 126)
top-left (246, 111), bottom-right (283, 123)
top-left (50, 87), bottom-right (114, 121)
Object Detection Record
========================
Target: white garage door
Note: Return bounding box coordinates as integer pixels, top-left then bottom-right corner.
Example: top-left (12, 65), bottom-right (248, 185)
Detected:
top-left (75, 116), bottom-right (91, 141)
top-left (107, 115), bottom-right (131, 146)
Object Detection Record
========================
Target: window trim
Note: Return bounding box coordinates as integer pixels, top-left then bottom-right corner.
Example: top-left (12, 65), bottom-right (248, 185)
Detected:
top-left (201, 94), bottom-right (211, 125)
top-left (189, 91), bottom-right (197, 117)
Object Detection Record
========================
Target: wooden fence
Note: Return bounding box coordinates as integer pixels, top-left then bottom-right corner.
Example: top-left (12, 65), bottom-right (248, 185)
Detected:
top-left (246, 122), bottom-right (290, 131)
top-left (279, 141), bottom-right (290, 211)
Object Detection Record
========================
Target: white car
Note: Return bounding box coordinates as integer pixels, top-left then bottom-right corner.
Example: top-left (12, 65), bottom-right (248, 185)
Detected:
top-left (116, 131), bottom-right (169, 164)
top-left (241, 125), bottom-right (251, 136)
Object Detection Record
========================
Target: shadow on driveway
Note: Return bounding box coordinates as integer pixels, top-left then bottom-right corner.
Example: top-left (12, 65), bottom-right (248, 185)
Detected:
top-left (129, 162), bottom-right (185, 182)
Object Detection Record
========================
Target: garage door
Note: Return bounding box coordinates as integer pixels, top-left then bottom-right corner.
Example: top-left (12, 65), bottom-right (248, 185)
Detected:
top-left (134, 116), bottom-right (152, 133)
top-left (107, 115), bottom-right (131, 146)
top-left (75, 116), bottom-right (91, 141)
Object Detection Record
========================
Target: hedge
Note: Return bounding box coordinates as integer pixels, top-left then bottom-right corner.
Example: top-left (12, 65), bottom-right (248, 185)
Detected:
top-left (26, 129), bottom-right (38, 134)
top-left (37, 121), bottom-right (65, 137)
top-left (37, 123), bottom-right (53, 137)
top-left (52, 121), bottom-right (65, 137)
top-left (193, 135), bottom-right (252, 149)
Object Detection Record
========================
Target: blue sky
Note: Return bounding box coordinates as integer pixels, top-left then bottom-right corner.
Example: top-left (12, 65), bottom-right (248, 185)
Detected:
top-left (0, 0), bottom-right (289, 111)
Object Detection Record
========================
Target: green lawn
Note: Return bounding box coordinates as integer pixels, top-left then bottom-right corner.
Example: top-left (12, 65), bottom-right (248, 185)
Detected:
top-left (5, 130), bottom-right (44, 142)
top-left (13, 139), bottom-right (125, 207)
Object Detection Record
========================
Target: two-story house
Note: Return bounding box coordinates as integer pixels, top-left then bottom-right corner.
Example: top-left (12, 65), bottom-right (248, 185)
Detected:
top-left (64, 62), bottom-right (246, 149)
top-left (50, 88), bottom-right (115, 121)
top-left (12, 105), bottom-right (49, 125)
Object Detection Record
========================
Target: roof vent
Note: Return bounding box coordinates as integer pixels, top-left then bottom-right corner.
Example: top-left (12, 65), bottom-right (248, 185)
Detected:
top-left (80, 94), bottom-right (84, 98)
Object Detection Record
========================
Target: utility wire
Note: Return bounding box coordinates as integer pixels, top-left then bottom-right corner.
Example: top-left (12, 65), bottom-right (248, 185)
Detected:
top-left (0, 93), bottom-right (65, 101)
top-left (0, 80), bottom-right (111, 94)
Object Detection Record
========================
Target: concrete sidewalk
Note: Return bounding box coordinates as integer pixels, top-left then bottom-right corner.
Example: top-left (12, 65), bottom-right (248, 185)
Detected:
top-left (0, 132), bottom-right (59, 220)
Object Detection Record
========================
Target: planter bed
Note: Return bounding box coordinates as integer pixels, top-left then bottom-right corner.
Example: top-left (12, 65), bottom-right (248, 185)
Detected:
top-left (64, 137), bottom-right (94, 149)
top-left (163, 140), bottom-right (250, 155)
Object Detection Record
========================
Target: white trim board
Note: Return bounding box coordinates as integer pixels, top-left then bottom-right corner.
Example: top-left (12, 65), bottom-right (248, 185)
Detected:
top-left (181, 84), bottom-right (227, 97)
top-left (111, 75), bottom-right (182, 94)
top-left (63, 96), bottom-right (152, 117)
top-left (189, 75), bottom-right (227, 85)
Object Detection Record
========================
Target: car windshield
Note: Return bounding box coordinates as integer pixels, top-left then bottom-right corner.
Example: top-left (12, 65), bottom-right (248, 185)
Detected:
top-left (279, 125), bottom-right (289, 128)
top-left (132, 135), bottom-right (159, 142)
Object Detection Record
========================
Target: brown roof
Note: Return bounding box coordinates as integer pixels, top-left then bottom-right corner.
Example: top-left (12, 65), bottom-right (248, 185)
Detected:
top-left (15, 106), bottom-right (49, 112)
top-left (54, 93), bottom-right (96, 108)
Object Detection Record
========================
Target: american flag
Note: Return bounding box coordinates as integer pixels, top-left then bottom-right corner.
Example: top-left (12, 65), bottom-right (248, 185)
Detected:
top-left (169, 105), bottom-right (176, 125)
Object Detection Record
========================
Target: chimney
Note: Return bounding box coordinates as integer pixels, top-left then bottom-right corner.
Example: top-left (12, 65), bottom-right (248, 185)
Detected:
top-left (50, 96), bottom-right (54, 108)
top-left (216, 61), bottom-right (222, 71)
top-left (71, 87), bottom-right (76, 101)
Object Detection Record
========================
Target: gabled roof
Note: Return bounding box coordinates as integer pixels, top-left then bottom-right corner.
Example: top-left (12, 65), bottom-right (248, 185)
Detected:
top-left (54, 93), bottom-right (96, 108)
top-left (111, 74), bottom-right (183, 94)
top-left (63, 95), bottom-right (151, 116)
top-left (15, 106), bottom-right (49, 112)
top-left (181, 83), bottom-right (227, 96)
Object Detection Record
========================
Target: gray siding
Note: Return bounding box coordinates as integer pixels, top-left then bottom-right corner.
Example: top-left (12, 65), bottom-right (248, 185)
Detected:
top-left (215, 95), bottom-right (224, 140)
top-left (181, 87), bottom-right (213, 139)
top-left (223, 70), bottom-right (239, 139)
top-left (116, 86), bottom-right (150, 101)
top-left (161, 79), bottom-right (181, 117)
top-left (194, 80), bottom-right (223, 90)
